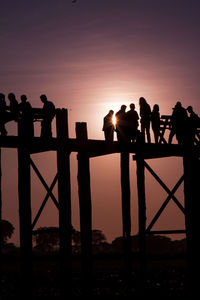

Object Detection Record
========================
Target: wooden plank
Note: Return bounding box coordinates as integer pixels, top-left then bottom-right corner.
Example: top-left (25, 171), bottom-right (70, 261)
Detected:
top-left (147, 230), bottom-right (186, 235)
top-left (1, 135), bottom-right (186, 158)
top-left (144, 161), bottom-right (185, 213)
top-left (146, 175), bottom-right (184, 232)
top-left (30, 158), bottom-right (59, 209)
top-left (31, 174), bottom-right (58, 229)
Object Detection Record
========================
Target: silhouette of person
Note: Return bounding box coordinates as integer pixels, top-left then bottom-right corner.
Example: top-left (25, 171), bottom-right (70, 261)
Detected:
top-left (0, 93), bottom-right (8, 136)
top-left (139, 97), bottom-right (151, 143)
top-left (125, 103), bottom-right (139, 142)
top-left (8, 93), bottom-right (19, 121)
top-left (102, 110), bottom-right (114, 142)
top-left (186, 106), bottom-right (199, 122)
top-left (40, 94), bottom-right (55, 138)
top-left (115, 105), bottom-right (127, 143)
top-left (151, 104), bottom-right (160, 143)
top-left (186, 106), bottom-right (199, 144)
top-left (168, 101), bottom-right (188, 144)
top-left (18, 95), bottom-right (34, 138)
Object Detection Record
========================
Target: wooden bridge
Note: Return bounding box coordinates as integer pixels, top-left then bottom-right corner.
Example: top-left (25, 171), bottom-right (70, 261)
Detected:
top-left (0, 108), bottom-right (200, 297)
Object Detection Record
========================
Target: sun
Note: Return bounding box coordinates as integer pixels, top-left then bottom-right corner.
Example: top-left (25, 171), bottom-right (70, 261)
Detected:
top-left (112, 114), bottom-right (116, 126)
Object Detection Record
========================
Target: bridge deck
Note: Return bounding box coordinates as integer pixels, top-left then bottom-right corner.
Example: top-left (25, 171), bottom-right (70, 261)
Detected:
top-left (0, 136), bottom-right (184, 158)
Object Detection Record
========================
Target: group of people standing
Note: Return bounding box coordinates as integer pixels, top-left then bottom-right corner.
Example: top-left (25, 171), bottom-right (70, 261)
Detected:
top-left (168, 101), bottom-right (199, 145)
top-left (102, 97), bottom-right (161, 144)
top-left (103, 97), bottom-right (199, 145)
top-left (0, 93), bottom-right (55, 139)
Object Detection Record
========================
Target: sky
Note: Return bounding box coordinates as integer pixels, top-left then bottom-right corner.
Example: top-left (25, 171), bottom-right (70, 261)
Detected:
top-left (1, 0), bottom-right (200, 245)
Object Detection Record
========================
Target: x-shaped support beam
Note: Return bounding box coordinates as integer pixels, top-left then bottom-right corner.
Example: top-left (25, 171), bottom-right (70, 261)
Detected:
top-left (144, 161), bottom-right (184, 232)
top-left (30, 158), bottom-right (59, 229)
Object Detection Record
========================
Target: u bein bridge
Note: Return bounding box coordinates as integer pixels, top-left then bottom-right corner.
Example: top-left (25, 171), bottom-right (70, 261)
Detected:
top-left (1, 107), bottom-right (200, 297)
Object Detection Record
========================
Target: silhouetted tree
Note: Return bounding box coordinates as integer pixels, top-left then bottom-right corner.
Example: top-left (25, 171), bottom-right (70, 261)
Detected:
top-left (92, 229), bottom-right (107, 245)
top-left (72, 229), bottom-right (107, 246)
top-left (32, 226), bottom-right (107, 253)
top-left (72, 229), bottom-right (107, 254)
top-left (112, 234), bottom-right (186, 254)
top-left (1, 219), bottom-right (15, 246)
top-left (72, 230), bottom-right (81, 246)
top-left (33, 227), bottom-right (60, 252)
top-left (33, 225), bottom-right (76, 253)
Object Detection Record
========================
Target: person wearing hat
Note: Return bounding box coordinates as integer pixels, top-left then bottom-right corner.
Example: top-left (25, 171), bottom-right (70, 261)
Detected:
top-left (115, 104), bottom-right (127, 142)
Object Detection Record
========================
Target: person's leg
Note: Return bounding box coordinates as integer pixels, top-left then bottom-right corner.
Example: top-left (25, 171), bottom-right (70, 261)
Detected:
top-left (168, 128), bottom-right (175, 144)
top-left (131, 129), bottom-right (137, 143)
top-left (146, 123), bottom-right (151, 143)
top-left (104, 129), bottom-right (109, 142)
top-left (154, 128), bottom-right (159, 143)
top-left (40, 120), bottom-right (46, 138)
top-left (47, 121), bottom-right (52, 138)
top-left (141, 122), bottom-right (145, 142)
top-left (109, 127), bottom-right (114, 142)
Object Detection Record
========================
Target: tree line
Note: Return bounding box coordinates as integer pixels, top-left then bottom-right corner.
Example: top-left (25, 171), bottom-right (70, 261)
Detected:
top-left (1, 220), bottom-right (186, 255)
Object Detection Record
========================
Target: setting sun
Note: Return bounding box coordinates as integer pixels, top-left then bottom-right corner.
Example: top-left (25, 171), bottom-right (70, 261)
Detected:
top-left (112, 114), bottom-right (116, 126)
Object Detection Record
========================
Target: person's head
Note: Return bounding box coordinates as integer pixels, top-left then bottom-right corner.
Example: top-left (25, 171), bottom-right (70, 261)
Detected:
top-left (0, 93), bottom-right (5, 100)
top-left (130, 103), bottom-right (135, 110)
top-left (175, 101), bottom-right (182, 108)
top-left (109, 110), bottom-right (114, 115)
top-left (8, 93), bottom-right (16, 101)
top-left (186, 106), bottom-right (193, 113)
top-left (20, 95), bottom-right (27, 103)
top-left (139, 97), bottom-right (146, 106)
top-left (40, 94), bottom-right (47, 103)
top-left (121, 104), bottom-right (126, 111)
top-left (153, 104), bottom-right (159, 112)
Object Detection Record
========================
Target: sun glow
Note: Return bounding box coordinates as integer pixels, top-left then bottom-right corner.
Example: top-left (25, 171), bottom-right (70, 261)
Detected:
top-left (112, 114), bottom-right (116, 126)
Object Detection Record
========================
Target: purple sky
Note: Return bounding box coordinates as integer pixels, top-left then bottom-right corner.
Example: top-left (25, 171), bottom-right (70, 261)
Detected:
top-left (1, 0), bottom-right (200, 244)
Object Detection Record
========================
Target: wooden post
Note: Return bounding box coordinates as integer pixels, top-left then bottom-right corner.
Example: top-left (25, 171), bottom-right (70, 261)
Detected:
top-left (18, 146), bottom-right (32, 298)
top-left (56, 109), bottom-right (72, 296)
top-left (76, 122), bottom-right (92, 294)
top-left (120, 152), bottom-right (132, 280)
top-left (183, 145), bottom-right (200, 297)
top-left (136, 152), bottom-right (146, 293)
top-left (0, 148), bottom-right (2, 254)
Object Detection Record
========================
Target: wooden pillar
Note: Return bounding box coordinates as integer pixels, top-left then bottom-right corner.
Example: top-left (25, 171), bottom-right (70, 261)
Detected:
top-left (76, 122), bottom-right (92, 293)
top-left (18, 146), bottom-right (32, 298)
top-left (56, 109), bottom-right (72, 296)
top-left (120, 152), bottom-right (132, 279)
top-left (136, 153), bottom-right (146, 292)
top-left (0, 148), bottom-right (2, 254)
top-left (183, 145), bottom-right (200, 297)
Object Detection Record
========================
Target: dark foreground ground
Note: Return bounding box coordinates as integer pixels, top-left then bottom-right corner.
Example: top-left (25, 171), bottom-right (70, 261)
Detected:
top-left (1, 253), bottom-right (188, 299)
